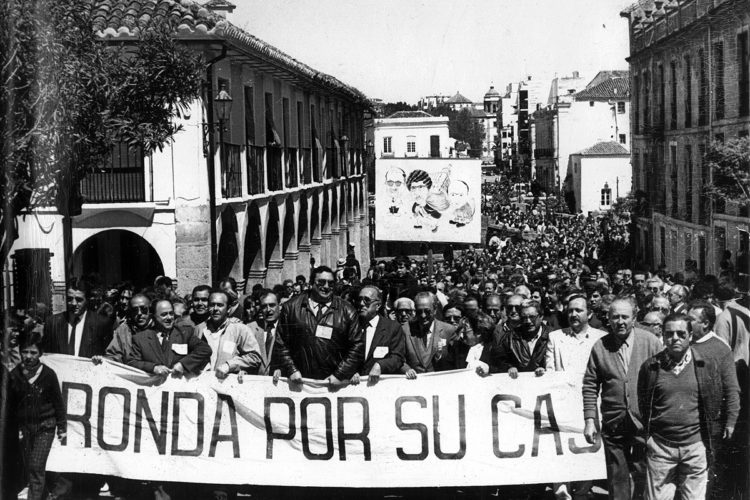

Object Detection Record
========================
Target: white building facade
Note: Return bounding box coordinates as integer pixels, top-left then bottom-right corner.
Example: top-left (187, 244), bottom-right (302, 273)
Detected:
top-left (374, 112), bottom-right (454, 159)
top-left (567, 141), bottom-right (632, 214)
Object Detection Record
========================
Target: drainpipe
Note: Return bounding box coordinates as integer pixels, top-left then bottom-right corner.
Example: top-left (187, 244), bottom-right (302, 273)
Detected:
top-left (205, 46), bottom-right (228, 287)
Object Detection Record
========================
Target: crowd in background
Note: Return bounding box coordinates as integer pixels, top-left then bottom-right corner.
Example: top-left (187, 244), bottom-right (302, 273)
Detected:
top-left (2, 176), bottom-right (749, 500)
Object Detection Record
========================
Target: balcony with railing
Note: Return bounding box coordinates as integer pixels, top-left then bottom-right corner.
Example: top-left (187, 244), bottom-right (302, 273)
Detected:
top-left (326, 147), bottom-right (337, 179)
top-left (312, 145), bottom-right (322, 183)
top-left (534, 148), bottom-right (554, 159)
top-left (221, 143), bottom-right (243, 198)
top-left (267, 145), bottom-right (283, 191)
top-left (247, 145), bottom-right (265, 195)
top-left (286, 147), bottom-right (299, 188)
top-left (80, 142), bottom-right (147, 203)
top-left (339, 149), bottom-right (348, 177)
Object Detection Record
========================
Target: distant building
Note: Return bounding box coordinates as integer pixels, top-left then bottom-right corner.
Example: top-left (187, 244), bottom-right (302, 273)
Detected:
top-left (533, 72), bottom-right (630, 191)
top-left (445, 91), bottom-right (474, 111)
top-left (622, 0), bottom-right (750, 276)
top-left (498, 83), bottom-right (520, 173)
top-left (373, 111), bottom-right (454, 159)
top-left (517, 76), bottom-right (549, 178)
top-left (567, 141), bottom-right (632, 214)
top-left (418, 94), bottom-right (450, 110)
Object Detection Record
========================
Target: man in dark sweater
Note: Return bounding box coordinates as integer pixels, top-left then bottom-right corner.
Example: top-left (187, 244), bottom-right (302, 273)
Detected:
top-left (638, 313), bottom-right (739, 500)
top-left (582, 297), bottom-right (662, 500)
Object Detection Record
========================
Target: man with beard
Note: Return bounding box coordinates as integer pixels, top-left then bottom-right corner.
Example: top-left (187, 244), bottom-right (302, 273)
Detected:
top-left (249, 290), bottom-right (281, 376)
top-left (272, 266), bottom-right (363, 386)
top-left (401, 292), bottom-right (457, 378)
top-left (128, 300), bottom-right (211, 377)
top-left (350, 285), bottom-right (405, 385)
top-left (96, 293), bottom-right (153, 365)
top-left (478, 300), bottom-right (549, 377)
top-left (194, 291), bottom-right (261, 377)
top-left (582, 298), bottom-right (662, 500)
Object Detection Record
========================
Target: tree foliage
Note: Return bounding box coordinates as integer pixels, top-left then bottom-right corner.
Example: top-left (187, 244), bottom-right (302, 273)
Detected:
top-left (378, 101), bottom-right (418, 117)
top-left (431, 106), bottom-right (485, 158)
top-left (704, 137), bottom-right (750, 208)
top-left (1, 0), bottom-right (204, 220)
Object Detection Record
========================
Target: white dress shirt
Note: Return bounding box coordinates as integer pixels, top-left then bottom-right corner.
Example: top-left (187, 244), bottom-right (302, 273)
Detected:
top-left (364, 315), bottom-right (380, 356)
top-left (67, 310), bottom-right (87, 357)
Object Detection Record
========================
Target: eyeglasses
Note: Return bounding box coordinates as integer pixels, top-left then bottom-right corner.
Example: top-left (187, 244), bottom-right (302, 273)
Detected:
top-left (663, 330), bottom-right (689, 339)
top-left (520, 315), bottom-right (539, 322)
top-left (357, 296), bottom-right (378, 306)
top-left (315, 279), bottom-right (335, 287)
top-left (396, 309), bottom-right (414, 315)
top-left (415, 308), bottom-right (433, 315)
top-left (642, 322), bottom-right (662, 328)
top-left (505, 304), bottom-right (522, 311)
top-left (386, 180), bottom-right (403, 187)
top-left (130, 306), bottom-right (149, 314)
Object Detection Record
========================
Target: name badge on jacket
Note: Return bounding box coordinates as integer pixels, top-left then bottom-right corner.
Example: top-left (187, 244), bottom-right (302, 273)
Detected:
top-left (172, 343), bottom-right (187, 355)
top-left (315, 325), bottom-right (333, 340)
top-left (373, 346), bottom-right (389, 359)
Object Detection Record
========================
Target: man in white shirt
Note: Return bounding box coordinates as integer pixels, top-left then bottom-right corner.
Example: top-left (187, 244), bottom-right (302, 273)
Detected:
top-left (194, 291), bottom-right (262, 377)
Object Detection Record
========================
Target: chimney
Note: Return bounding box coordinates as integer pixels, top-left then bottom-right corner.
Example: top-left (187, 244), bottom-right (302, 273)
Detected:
top-left (204, 0), bottom-right (236, 18)
top-left (572, 71), bottom-right (580, 78)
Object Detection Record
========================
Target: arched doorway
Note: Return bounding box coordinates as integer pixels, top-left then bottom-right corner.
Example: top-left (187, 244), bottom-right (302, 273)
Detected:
top-left (72, 230), bottom-right (164, 290)
top-left (266, 200), bottom-right (280, 267)
top-left (283, 197), bottom-right (295, 257)
top-left (243, 203), bottom-right (262, 276)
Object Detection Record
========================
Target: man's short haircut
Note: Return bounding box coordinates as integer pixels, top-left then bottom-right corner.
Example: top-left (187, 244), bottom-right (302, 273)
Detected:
top-left (394, 297), bottom-right (415, 310)
top-left (443, 301), bottom-right (465, 315)
top-left (68, 277), bottom-right (92, 298)
top-left (414, 291), bottom-right (437, 309)
top-left (566, 294), bottom-right (588, 309)
top-left (220, 277), bottom-right (238, 291)
top-left (360, 285), bottom-right (382, 302)
top-left (117, 281), bottom-right (134, 294)
top-left (520, 299), bottom-right (542, 316)
top-left (295, 275), bottom-right (306, 283)
top-left (129, 293), bottom-right (151, 307)
top-left (155, 276), bottom-right (174, 289)
top-left (209, 289), bottom-right (230, 304)
top-left (150, 298), bottom-right (173, 315)
top-left (311, 265), bottom-right (336, 283)
top-left (663, 312), bottom-right (693, 332)
top-left (406, 169), bottom-right (432, 190)
top-left (610, 296), bottom-right (638, 315)
top-left (687, 300), bottom-right (717, 331)
top-left (258, 289), bottom-right (279, 303)
top-left (192, 284), bottom-right (212, 297)
top-left (18, 330), bottom-right (45, 354)
top-left (483, 293), bottom-right (502, 307)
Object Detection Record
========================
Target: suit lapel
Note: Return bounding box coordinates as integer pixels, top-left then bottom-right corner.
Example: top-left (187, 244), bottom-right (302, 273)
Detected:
top-left (367, 320), bottom-right (386, 360)
top-left (148, 331), bottom-right (168, 366)
top-left (79, 313), bottom-right (93, 358)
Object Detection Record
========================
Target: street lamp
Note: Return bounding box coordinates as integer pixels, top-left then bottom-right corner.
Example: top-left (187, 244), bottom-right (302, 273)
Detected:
top-left (202, 82), bottom-right (233, 157)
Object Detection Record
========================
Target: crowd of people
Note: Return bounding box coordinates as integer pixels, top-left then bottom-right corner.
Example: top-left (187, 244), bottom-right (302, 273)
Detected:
top-left (2, 177), bottom-right (749, 500)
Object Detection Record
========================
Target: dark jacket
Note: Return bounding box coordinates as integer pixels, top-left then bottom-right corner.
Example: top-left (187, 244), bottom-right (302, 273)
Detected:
top-left (582, 328), bottom-right (662, 431)
top-left (360, 316), bottom-right (406, 375)
top-left (638, 347), bottom-right (740, 460)
top-left (42, 311), bottom-right (112, 358)
top-left (128, 325), bottom-right (212, 375)
top-left (272, 293), bottom-right (363, 380)
top-left (402, 320), bottom-right (457, 373)
top-left (482, 325), bottom-right (551, 373)
top-left (9, 364), bottom-right (66, 432)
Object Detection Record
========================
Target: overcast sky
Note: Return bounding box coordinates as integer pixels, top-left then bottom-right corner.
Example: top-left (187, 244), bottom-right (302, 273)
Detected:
top-left (232, 0), bottom-right (633, 103)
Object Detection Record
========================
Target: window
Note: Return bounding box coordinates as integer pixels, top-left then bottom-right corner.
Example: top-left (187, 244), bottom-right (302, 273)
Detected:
top-left (685, 145), bottom-right (693, 222)
top-left (406, 136), bottom-right (416, 155)
top-left (699, 49), bottom-right (708, 126)
top-left (714, 41), bottom-right (725, 120)
top-left (601, 183), bottom-right (612, 206)
top-left (619, 134), bottom-right (627, 144)
top-left (670, 145), bottom-right (678, 218)
top-left (634, 74), bottom-right (640, 133)
top-left (670, 60), bottom-right (678, 129)
top-left (658, 63), bottom-right (665, 128)
top-left (383, 136), bottom-right (392, 154)
top-left (589, 101), bottom-right (595, 107)
top-left (739, 32), bottom-right (750, 117)
top-left (617, 101), bottom-right (626, 114)
top-left (644, 70), bottom-right (651, 129)
top-left (684, 55), bottom-right (692, 128)
top-left (244, 86), bottom-right (255, 145)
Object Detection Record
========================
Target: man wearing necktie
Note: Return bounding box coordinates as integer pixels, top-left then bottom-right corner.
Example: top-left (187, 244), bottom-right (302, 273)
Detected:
top-left (248, 290), bottom-right (281, 376)
top-left (401, 292), bottom-right (457, 378)
top-left (272, 266), bottom-right (363, 387)
top-left (350, 285), bottom-right (405, 385)
top-left (582, 298), bottom-right (662, 500)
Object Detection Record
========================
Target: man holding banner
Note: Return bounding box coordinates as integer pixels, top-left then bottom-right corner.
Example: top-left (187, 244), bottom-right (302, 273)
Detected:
top-left (272, 265), bottom-right (363, 386)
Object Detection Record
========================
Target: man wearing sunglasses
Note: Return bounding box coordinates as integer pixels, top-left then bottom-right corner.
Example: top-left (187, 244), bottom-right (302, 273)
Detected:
top-left (401, 292), bottom-right (457, 378)
top-left (638, 313), bottom-right (739, 500)
top-left (350, 285), bottom-right (405, 386)
top-left (272, 265), bottom-right (363, 387)
top-left (94, 293), bottom-right (153, 365)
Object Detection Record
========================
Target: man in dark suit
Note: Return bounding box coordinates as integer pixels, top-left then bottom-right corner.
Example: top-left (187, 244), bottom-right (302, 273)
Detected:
top-left (402, 291), bottom-right (457, 378)
top-left (128, 299), bottom-right (211, 377)
top-left (42, 279), bottom-right (112, 358)
top-left (42, 278), bottom-right (113, 499)
top-left (350, 285), bottom-right (405, 385)
top-left (248, 290), bottom-right (281, 376)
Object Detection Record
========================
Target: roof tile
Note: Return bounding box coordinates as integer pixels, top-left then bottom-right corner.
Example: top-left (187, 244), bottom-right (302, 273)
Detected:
top-left (574, 77), bottom-right (630, 101)
top-left (573, 141), bottom-right (630, 156)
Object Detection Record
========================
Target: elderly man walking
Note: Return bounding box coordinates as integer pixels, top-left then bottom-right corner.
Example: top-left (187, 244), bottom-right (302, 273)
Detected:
top-left (638, 313), bottom-right (739, 500)
top-left (582, 297), bottom-right (662, 500)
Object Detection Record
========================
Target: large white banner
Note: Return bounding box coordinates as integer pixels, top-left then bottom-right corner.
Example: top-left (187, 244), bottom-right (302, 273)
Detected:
top-left (43, 355), bottom-right (605, 487)
top-left (375, 158), bottom-right (482, 243)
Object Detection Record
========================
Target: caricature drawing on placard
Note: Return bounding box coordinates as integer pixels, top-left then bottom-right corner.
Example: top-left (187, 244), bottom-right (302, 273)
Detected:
top-left (384, 166), bottom-right (407, 216)
top-left (448, 179), bottom-right (475, 227)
